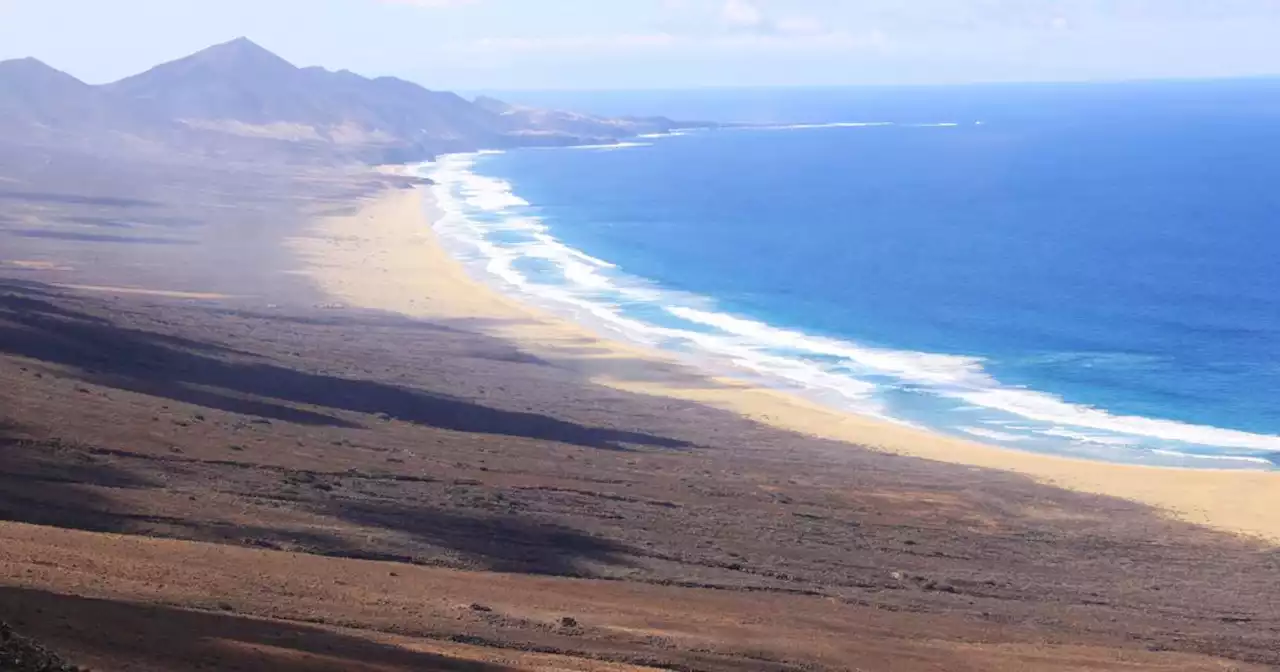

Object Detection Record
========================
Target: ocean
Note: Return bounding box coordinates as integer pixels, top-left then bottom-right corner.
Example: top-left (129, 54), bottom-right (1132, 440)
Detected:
top-left (423, 81), bottom-right (1280, 469)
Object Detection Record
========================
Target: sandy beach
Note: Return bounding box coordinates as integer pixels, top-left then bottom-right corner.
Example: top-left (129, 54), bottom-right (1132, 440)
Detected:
top-left (295, 182), bottom-right (1280, 544)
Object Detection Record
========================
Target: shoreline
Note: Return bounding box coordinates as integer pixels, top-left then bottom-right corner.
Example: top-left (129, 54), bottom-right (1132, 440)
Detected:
top-left (427, 147), bottom-right (1280, 467)
top-left (290, 181), bottom-right (1280, 544)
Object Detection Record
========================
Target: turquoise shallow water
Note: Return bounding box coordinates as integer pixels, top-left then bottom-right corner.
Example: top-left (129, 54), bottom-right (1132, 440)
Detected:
top-left (424, 82), bottom-right (1280, 469)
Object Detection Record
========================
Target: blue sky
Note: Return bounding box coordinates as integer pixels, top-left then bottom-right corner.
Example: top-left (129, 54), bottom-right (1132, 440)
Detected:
top-left (3, 0), bottom-right (1280, 90)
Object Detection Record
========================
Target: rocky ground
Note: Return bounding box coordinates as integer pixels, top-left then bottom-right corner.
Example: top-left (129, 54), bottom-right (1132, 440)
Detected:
top-left (1, 622), bottom-right (80, 672)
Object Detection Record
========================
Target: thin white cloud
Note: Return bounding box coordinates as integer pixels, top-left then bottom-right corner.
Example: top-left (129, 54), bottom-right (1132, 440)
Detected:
top-left (444, 0), bottom-right (880, 57)
top-left (720, 0), bottom-right (764, 30)
top-left (376, 0), bottom-right (477, 7)
top-left (453, 30), bottom-right (885, 54)
top-left (715, 0), bottom-right (828, 36)
top-left (774, 16), bottom-right (826, 36)
top-left (467, 33), bottom-right (680, 52)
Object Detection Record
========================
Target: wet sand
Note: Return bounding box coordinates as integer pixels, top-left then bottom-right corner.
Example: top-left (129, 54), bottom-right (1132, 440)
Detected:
top-left (294, 183), bottom-right (1280, 544)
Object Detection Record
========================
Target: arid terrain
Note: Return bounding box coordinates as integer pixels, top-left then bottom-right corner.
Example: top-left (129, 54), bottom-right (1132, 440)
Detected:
top-left (1, 145), bottom-right (1278, 671)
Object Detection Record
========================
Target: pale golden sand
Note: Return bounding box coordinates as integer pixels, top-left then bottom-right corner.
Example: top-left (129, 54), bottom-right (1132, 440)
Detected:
top-left (291, 184), bottom-right (1280, 544)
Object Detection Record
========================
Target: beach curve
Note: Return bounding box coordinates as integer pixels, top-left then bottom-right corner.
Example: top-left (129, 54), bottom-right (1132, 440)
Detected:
top-left (290, 179), bottom-right (1280, 544)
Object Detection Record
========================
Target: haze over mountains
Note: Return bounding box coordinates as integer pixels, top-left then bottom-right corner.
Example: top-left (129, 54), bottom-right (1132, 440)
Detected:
top-left (0, 38), bottom-right (693, 164)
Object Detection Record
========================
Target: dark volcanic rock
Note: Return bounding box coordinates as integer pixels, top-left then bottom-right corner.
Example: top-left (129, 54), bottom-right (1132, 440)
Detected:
top-left (0, 622), bottom-right (79, 672)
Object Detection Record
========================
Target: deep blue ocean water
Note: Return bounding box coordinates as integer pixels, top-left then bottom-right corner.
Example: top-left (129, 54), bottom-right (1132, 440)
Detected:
top-left (425, 82), bottom-right (1280, 468)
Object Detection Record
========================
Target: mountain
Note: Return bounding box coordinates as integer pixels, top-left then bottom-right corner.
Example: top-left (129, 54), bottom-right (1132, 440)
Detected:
top-left (106, 38), bottom-right (313, 123)
top-left (105, 38), bottom-right (505, 148)
top-left (0, 38), bottom-right (701, 164)
top-left (0, 58), bottom-right (127, 133)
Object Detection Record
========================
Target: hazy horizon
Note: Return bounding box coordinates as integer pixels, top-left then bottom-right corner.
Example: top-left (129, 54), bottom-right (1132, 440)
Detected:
top-left (4, 0), bottom-right (1280, 91)
top-left (13, 33), bottom-right (1280, 95)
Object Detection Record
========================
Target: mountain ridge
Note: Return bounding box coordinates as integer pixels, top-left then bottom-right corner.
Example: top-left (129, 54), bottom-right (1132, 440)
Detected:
top-left (0, 38), bottom-right (700, 164)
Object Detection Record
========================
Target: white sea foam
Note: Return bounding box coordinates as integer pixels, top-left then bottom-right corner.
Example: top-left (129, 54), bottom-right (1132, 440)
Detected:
top-left (565, 141), bottom-right (653, 150)
top-left (1149, 449), bottom-right (1275, 466)
top-left (637, 130), bottom-right (692, 139)
top-left (959, 427), bottom-right (1027, 442)
top-left (1038, 428), bottom-right (1138, 447)
top-left (659, 307), bottom-right (1280, 452)
top-left (664, 306), bottom-right (988, 388)
top-left (915, 122), bottom-right (960, 127)
top-left (423, 151), bottom-right (1280, 462)
top-left (754, 122), bottom-right (895, 131)
top-left (439, 155), bottom-right (529, 212)
top-left (959, 391), bottom-right (1280, 451)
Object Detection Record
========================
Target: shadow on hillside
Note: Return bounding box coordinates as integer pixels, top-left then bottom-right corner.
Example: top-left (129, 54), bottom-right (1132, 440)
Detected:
top-left (0, 423), bottom-right (161, 534)
top-left (320, 499), bottom-right (636, 577)
top-left (0, 427), bottom-right (342, 547)
top-left (0, 191), bottom-right (158, 208)
top-left (0, 587), bottom-right (514, 672)
top-left (0, 421), bottom-right (636, 577)
top-left (61, 215), bottom-right (136, 229)
top-left (210, 307), bottom-right (555, 367)
top-left (61, 213), bottom-right (205, 229)
top-left (7, 229), bottom-right (194, 245)
top-left (0, 281), bottom-right (691, 451)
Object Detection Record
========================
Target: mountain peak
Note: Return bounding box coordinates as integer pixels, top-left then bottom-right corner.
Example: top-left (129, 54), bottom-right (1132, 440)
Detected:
top-left (213, 37), bottom-right (274, 56)
top-left (101, 36), bottom-right (311, 126)
top-left (185, 36), bottom-right (297, 71)
top-left (108, 36), bottom-right (297, 92)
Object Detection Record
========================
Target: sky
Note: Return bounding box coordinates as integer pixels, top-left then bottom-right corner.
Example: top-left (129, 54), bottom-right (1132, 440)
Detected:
top-left (2, 0), bottom-right (1280, 90)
